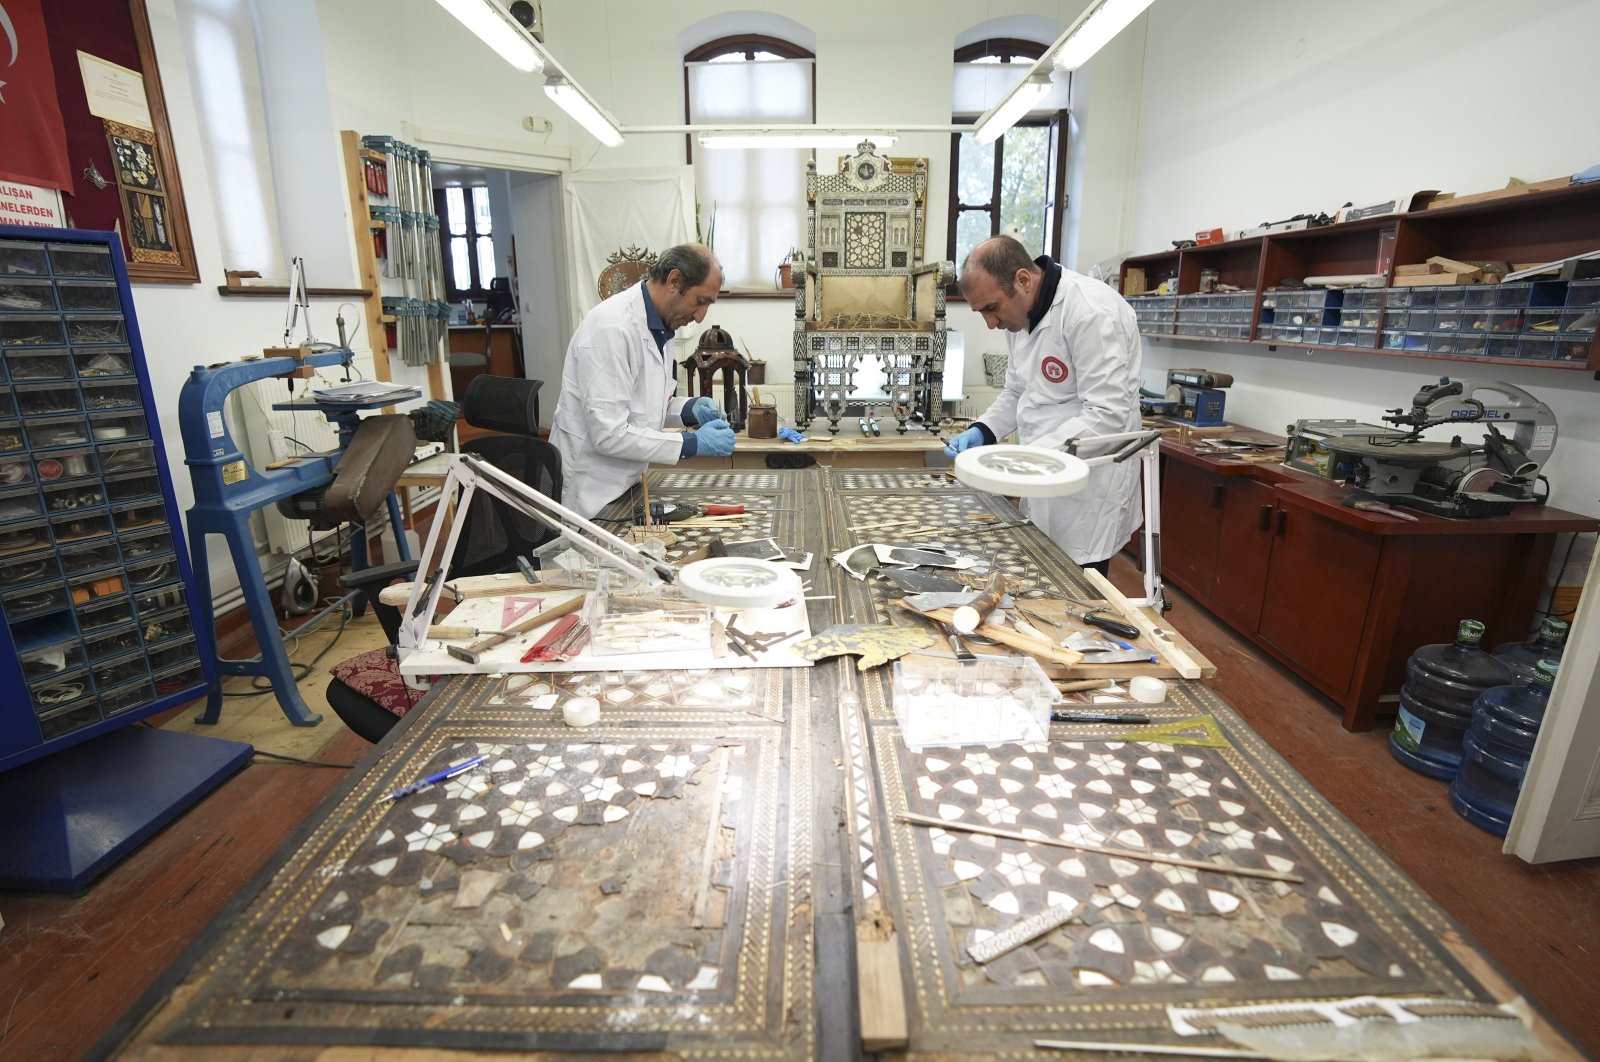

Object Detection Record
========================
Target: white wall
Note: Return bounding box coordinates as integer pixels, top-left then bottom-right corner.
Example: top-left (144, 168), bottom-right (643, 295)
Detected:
top-left (1126, 0), bottom-right (1600, 527)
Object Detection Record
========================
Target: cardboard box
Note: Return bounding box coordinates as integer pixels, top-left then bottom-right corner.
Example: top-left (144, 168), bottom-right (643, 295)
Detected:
top-left (1395, 262), bottom-right (1444, 276)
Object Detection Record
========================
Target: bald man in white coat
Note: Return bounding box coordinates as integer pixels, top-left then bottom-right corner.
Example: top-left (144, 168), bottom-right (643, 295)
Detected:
top-left (550, 244), bottom-right (736, 518)
top-left (946, 236), bottom-right (1143, 572)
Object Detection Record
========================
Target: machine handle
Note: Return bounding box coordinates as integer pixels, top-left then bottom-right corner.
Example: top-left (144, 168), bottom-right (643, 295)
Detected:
top-left (1211, 484), bottom-right (1224, 508)
top-left (1258, 504), bottom-right (1272, 531)
top-left (1276, 508), bottom-right (1288, 537)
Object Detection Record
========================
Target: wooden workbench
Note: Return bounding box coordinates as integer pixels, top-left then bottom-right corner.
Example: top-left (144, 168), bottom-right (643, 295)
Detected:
top-left (680, 418), bottom-right (946, 468)
top-left (103, 469), bottom-right (1578, 1059)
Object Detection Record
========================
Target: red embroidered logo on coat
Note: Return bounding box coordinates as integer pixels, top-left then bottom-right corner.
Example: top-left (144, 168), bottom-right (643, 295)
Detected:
top-left (1041, 356), bottom-right (1069, 383)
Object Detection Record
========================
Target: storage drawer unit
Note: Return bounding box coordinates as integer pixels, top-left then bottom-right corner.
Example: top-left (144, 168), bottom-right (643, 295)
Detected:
top-left (0, 227), bottom-right (212, 772)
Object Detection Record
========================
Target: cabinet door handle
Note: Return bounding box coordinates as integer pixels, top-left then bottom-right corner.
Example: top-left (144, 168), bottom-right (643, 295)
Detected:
top-left (1276, 508), bottom-right (1288, 537)
top-left (1211, 484), bottom-right (1224, 508)
top-left (1258, 504), bottom-right (1272, 531)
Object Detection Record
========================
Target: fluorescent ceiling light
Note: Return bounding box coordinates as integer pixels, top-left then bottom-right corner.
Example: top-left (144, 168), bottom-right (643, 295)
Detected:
top-left (544, 77), bottom-right (625, 147)
top-left (973, 74), bottom-right (1053, 145)
top-left (697, 130), bottom-right (897, 150)
top-left (430, 0), bottom-right (544, 72)
top-left (1053, 0), bottom-right (1157, 71)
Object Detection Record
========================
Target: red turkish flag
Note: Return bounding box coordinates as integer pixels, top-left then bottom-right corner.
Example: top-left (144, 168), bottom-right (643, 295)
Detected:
top-left (0, 0), bottom-right (73, 191)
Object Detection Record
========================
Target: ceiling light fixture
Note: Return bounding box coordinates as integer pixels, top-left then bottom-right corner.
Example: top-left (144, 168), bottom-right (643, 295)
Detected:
top-left (696, 130), bottom-right (897, 150)
top-left (429, 0), bottom-right (544, 72)
top-left (971, 0), bottom-right (1157, 145)
top-left (973, 74), bottom-right (1053, 145)
top-left (544, 76), bottom-right (625, 147)
top-left (1053, 0), bottom-right (1157, 71)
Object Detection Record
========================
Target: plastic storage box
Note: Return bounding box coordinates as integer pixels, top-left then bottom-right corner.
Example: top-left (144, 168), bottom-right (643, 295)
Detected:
top-left (893, 653), bottom-right (1058, 748)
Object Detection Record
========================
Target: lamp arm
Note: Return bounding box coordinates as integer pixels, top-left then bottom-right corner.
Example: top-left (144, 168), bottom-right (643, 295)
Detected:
top-left (396, 453), bottom-right (675, 652)
top-left (1058, 429), bottom-right (1165, 611)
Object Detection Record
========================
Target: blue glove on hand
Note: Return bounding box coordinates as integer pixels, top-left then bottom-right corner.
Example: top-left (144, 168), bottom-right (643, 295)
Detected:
top-left (944, 425), bottom-right (987, 457)
top-left (777, 426), bottom-right (807, 443)
top-left (694, 418), bottom-right (736, 458)
top-left (682, 396), bottom-right (722, 426)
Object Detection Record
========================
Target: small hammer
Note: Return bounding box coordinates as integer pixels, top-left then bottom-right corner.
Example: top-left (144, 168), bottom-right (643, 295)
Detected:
top-left (447, 593), bottom-right (587, 664)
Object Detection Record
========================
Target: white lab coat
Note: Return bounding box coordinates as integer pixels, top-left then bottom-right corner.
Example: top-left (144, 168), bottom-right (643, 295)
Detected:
top-left (976, 267), bottom-right (1143, 564)
top-left (550, 283), bottom-right (690, 518)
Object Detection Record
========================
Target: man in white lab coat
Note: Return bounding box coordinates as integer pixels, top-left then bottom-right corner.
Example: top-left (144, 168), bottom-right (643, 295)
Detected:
top-left (551, 243), bottom-right (736, 518)
top-left (946, 236), bottom-right (1142, 574)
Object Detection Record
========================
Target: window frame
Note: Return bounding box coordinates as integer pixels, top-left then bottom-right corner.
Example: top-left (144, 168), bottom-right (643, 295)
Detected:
top-left (681, 34), bottom-right (817, 169)
top-left (433, 184), bottom-right (495, 302)
top-left (947, 39), bottom-right (1069, 267)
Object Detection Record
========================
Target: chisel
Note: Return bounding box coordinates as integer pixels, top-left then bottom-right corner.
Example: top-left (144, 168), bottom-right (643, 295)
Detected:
top-left (447, 593), bottom-right (586, 663)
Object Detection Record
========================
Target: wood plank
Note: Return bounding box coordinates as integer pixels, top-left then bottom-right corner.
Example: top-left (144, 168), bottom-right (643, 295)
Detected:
top-left (1083, 568), bottom-right (1204, 679)
top-left (856, 935), bottom-right (908, 1052)
top-left (339, 129), bottom-right (391, 383)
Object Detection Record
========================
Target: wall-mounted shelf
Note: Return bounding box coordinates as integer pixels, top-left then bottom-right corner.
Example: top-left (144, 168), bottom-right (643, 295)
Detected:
top-left (1121, 182), bottom-right (1600, 373)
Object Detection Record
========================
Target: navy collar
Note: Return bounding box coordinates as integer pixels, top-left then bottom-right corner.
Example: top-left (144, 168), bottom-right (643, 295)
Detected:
top-left (639, 280), bottom-right (673, 353)
top-left (1027, 255), bottom-right (1062, 333)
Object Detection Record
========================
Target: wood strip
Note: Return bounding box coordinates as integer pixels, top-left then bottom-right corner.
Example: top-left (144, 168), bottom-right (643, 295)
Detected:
top-left (691, 747), bottom-right (730, 928)
top-left (339, 129), bottom-right (390, 384)
top-left (378, 572), bottom-right (577, 606)
top-left (857, 935), bottom-right (909, 1052)
top-left (1082, 568), bottom-right (1203, 679)
top-left (897, 812), bottom-right (1303, 884)
top-left (897, 602), bottom-right (1083, 667)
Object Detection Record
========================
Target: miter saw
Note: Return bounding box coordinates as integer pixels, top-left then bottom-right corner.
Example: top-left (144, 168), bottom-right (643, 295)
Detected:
top-left (1285, 377), bottom-right (1556, 517)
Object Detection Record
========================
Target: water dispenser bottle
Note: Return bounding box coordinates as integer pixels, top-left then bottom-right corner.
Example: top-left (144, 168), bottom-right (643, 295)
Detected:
top-left (1389, 619), bottom-right (1512, 780)
top-left (1493, 617), bottom-right (1568, 683)
top-left (1450, 659), bottom-right (1557, 836)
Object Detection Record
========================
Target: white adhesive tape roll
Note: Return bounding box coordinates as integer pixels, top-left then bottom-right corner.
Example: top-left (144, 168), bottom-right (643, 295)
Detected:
top-left (563, 696), bottom-right (600, 727)
top-left (1129, 676), bottom-right (1167, 704)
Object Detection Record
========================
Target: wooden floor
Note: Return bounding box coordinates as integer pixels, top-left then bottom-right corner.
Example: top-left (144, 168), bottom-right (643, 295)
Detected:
top-left (2, 557), bottom-right (1597, 1059)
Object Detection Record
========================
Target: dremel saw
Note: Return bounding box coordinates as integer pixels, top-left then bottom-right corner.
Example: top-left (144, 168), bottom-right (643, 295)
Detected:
top-left (1285, 377), bottom-right (1556, 517)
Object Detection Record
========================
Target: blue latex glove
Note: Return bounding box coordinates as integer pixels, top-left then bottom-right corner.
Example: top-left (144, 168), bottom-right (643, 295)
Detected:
top-left (694, 418), bottom-right (736, 458)
top-left (944, 425), bottom-right (987, 457)
top-left (682, 396), bottom-right (722, 426)
top-left (778, 426), bottom-right (807, 443)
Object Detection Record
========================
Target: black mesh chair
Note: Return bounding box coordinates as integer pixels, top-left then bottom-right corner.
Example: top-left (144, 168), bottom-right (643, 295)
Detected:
top-left (325, 376), bottom-right (558, 742)
top-left (450, 375), bottom-right (559, 576)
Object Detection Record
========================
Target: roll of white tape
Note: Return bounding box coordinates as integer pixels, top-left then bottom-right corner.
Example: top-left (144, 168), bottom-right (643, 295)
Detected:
top-left (563, 696), bottom-right (600, 727)
top-left (1129, 676), bottom-right (1167, 704)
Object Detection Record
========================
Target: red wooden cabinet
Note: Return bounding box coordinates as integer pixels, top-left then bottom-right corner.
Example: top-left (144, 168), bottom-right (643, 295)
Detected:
top-left (1159, 445), bottom-right (1596, 731)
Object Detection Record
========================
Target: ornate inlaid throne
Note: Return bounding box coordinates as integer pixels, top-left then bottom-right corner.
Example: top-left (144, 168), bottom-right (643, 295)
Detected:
top-left (792, 142), bottom-right (954, 434)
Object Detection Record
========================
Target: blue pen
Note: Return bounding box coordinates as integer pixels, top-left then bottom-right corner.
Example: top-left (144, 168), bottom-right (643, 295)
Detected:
top-left (389, 755), bottom-right (487, 800)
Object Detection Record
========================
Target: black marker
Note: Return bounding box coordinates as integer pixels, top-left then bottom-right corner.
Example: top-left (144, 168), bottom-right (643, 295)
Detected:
top-left (1051, 711), bottom-right (1152, 725)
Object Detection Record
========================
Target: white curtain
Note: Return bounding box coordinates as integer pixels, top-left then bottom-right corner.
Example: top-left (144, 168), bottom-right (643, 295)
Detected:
top-left (687, 59), bottom-right (812, 290)
top-left (563, 167), bottom-right (697, 326)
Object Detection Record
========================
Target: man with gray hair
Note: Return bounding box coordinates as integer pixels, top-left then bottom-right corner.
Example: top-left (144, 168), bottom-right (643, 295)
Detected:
top-left (945, 235), bottom-right (1142, 574)
top-left (550, 242), bottom-right (736, 517)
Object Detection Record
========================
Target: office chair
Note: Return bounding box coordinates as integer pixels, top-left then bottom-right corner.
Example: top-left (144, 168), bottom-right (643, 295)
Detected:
top-left (324, 376), bottom-right (560, 742)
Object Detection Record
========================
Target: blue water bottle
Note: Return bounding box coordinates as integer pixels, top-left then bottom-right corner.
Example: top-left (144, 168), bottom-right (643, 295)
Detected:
top-left (1389, 619), bottom-right (1512, 780)
top-left (1449, 659), bottom-right (1557, 836)
top-left (1492, 617), bottom-right (1568, 684)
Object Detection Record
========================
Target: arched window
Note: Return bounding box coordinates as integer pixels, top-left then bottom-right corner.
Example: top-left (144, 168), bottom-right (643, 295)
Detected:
top-left (949, 39), bottom-right (1069, 268)
top-left (684, 35), bottom-right (816, 289)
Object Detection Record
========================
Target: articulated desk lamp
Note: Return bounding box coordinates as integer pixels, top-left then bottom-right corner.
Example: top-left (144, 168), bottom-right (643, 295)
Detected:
top-left (396, 454), bottom-right (801, 657)
top-left (950, 430), bottom-right (1165, 611)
